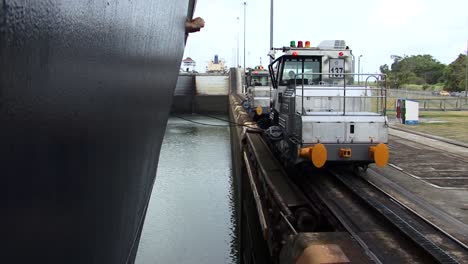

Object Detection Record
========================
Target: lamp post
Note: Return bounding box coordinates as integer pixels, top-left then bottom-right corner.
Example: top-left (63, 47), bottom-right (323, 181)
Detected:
top-left (270, 0), bottom-right (273, 63)
top-left (358, 55), bottom-right (363, 84)
top-left (243, 2), bottom-right (247, 70)
top-left (236, 17), bottom-right (240, 68)
top-left (465, 39), bottom-right (467, 97)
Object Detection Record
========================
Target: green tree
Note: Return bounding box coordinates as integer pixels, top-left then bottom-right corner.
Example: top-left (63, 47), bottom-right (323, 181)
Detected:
top-left (444, 54), bottom-right (467, 92)
top-left (379, 64), bottom-right (390, 75)
top-left (380, 56), bottom-right (402, 88)
top-left (380, 54), bottom-right (446, 88)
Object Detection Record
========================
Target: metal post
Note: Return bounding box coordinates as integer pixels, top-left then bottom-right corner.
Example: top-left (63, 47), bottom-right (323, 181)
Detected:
top-left (237, 17), bottom-right (240, 68)
top-left (358, 55), bottom-right (363, 84)
top-left (270, 0), bottom-right (273, 63)
top-left (302, 73), bottom-right (306, 115)
top-left (465, 39), bottom-right (467, 97)
top-left (343, 74), bottom-right (346, 115)
top-left (243, 2), bottom-right (247, 70)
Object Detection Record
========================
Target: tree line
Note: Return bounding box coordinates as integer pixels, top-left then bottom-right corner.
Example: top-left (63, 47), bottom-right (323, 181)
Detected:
top-left (379, 54), bottom-right (467, 91)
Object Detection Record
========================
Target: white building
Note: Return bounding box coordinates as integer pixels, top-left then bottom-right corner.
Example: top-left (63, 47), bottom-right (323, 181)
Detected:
top-left (181, 57), bottom-right (196, 72)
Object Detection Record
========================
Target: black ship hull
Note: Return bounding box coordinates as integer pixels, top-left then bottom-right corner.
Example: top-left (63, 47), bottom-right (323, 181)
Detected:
top-left (1, 1), bottom-right (196, 263)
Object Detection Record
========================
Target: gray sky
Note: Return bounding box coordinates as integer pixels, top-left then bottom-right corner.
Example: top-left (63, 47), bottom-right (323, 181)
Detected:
top-left (183, 0), bottom-right (468, 73)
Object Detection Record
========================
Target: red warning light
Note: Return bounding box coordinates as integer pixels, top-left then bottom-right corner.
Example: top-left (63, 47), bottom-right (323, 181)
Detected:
top-left (297, 41), bottom-right (303, 48)
top-left (305, 41), bottom-right (310, 48)
top-left (292, 51), bottom-right (298, 56)
top-left (339, 52), bottom-right (344, 57)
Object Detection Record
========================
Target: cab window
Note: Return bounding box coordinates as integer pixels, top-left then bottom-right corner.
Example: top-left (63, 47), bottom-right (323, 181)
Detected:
top-left (250, 75), bottom-right (269, 86)
top-left (279, 57), bottom-right (321, 86)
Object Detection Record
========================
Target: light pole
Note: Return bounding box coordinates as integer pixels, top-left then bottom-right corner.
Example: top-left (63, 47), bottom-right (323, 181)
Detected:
top-left (358, 55), bottom-right (363, 84)
top-left (236, 17), bottom-right (240, 68)
top-left (243, 2), bottom-right (247, 70)
top-left (270, 0), bottom-right (273, 63)
top-left (465, 39), bottom-right (467, 97)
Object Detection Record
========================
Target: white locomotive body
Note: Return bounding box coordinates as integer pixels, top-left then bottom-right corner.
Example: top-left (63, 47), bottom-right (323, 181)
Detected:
top-left (267, 40), bottom-right (389, 168)
top-left (244, 66), bottom-right (272, 128)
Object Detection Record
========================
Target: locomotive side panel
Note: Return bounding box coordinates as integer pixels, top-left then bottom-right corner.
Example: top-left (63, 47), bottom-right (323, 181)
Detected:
top-left (348, 119), bottom-right (388, 143)
top-left (302, 122), bottom-right (346, 144)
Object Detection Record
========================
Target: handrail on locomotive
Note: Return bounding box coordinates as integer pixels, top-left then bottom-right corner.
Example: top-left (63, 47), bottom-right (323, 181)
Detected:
top-left (291, 72), bottom-right (388, 117)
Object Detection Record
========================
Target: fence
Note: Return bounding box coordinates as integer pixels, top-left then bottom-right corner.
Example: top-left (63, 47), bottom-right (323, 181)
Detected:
top-left (385, 89), bottom-right (468, 111)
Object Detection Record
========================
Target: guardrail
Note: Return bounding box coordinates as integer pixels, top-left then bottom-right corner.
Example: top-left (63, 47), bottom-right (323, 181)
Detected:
top-left (294, 73), bottom-right (387, 116)
top-left (386, 97), bottom-right (468, 111)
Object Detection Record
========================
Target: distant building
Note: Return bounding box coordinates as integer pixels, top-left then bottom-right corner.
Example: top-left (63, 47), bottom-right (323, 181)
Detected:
top-left (181, 57), bottom-right (196, 72)
top-left (206, 55), bottom-right (227, 73)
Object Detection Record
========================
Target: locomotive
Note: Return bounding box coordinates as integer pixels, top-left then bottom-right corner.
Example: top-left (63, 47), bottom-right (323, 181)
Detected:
top-left (265, 40), bottom-right (389, 169)
top-left (243, 66), bottom-right (272, 128)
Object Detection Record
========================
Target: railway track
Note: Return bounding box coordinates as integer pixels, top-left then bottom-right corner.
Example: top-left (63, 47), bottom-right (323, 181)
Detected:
top-left (231, 94), bottom-right (467, 263)
top-left (243, 131), bottom-right (468, 263)
top-left (362, 168), bottom-right (468, 250)
top-left (298, 167), bottom-right (467, 263)
top-left (334, 168), bottom-right (467, 263)
top-left (298, 169), bottom-right (435, 263)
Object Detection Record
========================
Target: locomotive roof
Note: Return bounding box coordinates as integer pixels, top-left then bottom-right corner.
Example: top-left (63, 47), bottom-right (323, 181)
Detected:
top-left (280, 47), bottom-right (352, 57)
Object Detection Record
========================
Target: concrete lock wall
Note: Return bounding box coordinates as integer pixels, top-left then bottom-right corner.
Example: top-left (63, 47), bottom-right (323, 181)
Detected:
top-left (171, 74), bottom-right (229, 114)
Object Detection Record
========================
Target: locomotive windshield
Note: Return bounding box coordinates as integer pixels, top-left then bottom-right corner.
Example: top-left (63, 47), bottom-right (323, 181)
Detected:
top-left (279, 57), bottom-right (321, 86)
top-left (250, 75), bottom-right (269, 86)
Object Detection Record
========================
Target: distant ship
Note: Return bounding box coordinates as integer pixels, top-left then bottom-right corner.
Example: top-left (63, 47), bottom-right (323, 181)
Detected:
top-left (1, 1), bottom-right (199, 263)
top-left (206, 55), bottom-right (228, 73)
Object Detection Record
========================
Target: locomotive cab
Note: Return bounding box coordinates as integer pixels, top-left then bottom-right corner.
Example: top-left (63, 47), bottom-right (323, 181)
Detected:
top-left (244, 66), bottom-right (272, 128)
top-left (267, 40), bottom-right (389, 169)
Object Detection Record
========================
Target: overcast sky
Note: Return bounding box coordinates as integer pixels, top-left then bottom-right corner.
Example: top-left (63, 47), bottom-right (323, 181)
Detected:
top-left (183, 0), bottom-right (468, 73)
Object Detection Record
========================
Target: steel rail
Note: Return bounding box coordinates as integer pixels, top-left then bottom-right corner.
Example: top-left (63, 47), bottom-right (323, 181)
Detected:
top-left (330, 169), bottom-right (463, 264)
top-left (243, 151), bottom-right (269, 239)
top-left (300, 175), bottom-right (383, 264)
top-left (364, 171), bottom-right (468, 252)
top-left (244, 133), bottom-right (298, 217)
